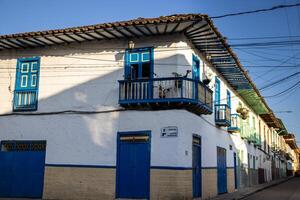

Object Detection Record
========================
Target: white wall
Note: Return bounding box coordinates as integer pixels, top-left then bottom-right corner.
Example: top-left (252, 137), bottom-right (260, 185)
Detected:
top-left (0, 33), bottom-right (282, 174)
top-left (0, 108), bottom-right (241, 168)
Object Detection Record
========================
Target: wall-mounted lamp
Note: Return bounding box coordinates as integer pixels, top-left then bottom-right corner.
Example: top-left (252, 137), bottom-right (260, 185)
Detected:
top-left (128, 40), bottom-right (135, 49)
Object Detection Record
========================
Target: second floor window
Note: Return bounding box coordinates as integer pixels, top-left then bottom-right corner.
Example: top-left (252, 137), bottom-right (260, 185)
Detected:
top-left (226, 90), bottom-right (231, 108)
top-left (192, 55), bottom-right (200, 81)
top-left (13, 57), bottom-right (40, 111)
top-left (125, 47), bottom-right (153, 80)
top-left (215, 77), bottom-right (220, 104)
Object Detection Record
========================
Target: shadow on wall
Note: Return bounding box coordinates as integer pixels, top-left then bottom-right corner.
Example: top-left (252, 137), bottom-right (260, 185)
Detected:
top-left (0, 38), bottom-right (195, 165)
top-left (0, 39), bottom-right (252, 169)
top-left (0, 38), bottom-right (253, 177)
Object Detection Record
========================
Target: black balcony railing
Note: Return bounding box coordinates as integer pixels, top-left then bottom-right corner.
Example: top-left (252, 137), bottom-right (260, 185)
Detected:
top-left (118, 77), bottom-right (213, 115)
top-left (215, 104), bottom-right (231, 126)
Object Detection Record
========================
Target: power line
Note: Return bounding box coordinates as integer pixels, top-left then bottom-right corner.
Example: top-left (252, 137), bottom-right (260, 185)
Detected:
top-left (245, 65), bottom-right (300, 68)
top-left (231, 40), bottom-right (300, 47)
top-left (235, 48), bottom-right (292, 64)
top-left (0, 63), bottom-right (299, 70)
top-left (260, 72), bottom-right (300, 90)
top-left (211, 3), bottom-right (300, 19)
top-left (0, 108), bottom-right (126, 117)
top-left (239, 49), bottom-right (300, 81)
top-left (229, 35), bottom-right (300, 40)
top-left (264, 80), bottom-right (300, 98)
top-left (273, 110), bottom-right (293, 113)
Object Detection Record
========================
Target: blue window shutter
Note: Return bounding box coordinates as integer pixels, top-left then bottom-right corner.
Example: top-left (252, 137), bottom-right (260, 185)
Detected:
top-left (192, 55), bottom-right (200, 81)
top-left (227, 90), bottom-right (231, 108)
top-left (13, 57), bottom-right (40, 111)
top-left (215, 77), bottom-right (220, 104)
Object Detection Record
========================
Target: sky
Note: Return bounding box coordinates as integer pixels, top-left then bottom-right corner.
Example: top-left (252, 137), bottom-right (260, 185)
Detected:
top-left (0, 0), bottom-right (300, 142)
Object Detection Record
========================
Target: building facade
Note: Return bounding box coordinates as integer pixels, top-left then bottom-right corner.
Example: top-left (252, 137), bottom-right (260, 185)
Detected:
top-left (0, 14), bottom-right (298, 199)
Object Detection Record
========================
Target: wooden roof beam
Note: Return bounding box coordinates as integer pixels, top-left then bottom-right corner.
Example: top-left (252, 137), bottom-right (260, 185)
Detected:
top-left (169, 22), bottom-right (181, 33)
top-left (93, 30), bottom-right (111, 40)
top-left (0, 40), bottom-right (19, 48)
top-left (103, 28), bottom-right (120, 39)
top-left (42, 37), bottom-right (61, 45)
top-left (132, 25), bottom-right (150, 36)
top-left (185, 23), bottom-right (208, 35)
top-left (4, 39), bottom-right (26, 48)
top-left (15, 38), bottom-right (40, 48)
top-left (122, 26), bottom-right (140, 38)
top-left (84, 32), bottom-right (102, 41)
top-left (54, 35), bottom-right (71, 44)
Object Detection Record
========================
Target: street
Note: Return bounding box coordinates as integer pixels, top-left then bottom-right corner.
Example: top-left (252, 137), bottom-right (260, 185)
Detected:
top-left (245, 178), bottom-right (300, 200)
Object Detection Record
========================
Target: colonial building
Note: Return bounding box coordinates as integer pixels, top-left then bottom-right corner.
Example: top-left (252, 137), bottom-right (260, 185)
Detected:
top-left (0, 14), bottom-right (298, 199)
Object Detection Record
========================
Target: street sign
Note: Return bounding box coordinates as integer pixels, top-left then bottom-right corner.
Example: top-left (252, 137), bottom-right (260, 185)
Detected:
top-left (161, 126), bottom-right (178, 137)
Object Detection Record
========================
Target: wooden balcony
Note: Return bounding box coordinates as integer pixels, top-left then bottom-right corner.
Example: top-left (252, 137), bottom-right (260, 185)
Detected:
top-left (214, 104), bottom-right (231, 126)
top-left (228, 114), bottom-right (241, 132)
top-left (118, 77), bottom-right (213, 115)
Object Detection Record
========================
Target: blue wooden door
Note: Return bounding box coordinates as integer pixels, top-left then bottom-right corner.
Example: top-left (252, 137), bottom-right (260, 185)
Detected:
top-left (125, 48), bottom-right (153, 99)
top-left (192, 136), bottom-right (202, 198)
top-left (116, 132), bottom-right (151, 199)
top-left (217, 147), bottom-right (227, 194)
top-left (0, 151), bottom-right (46, 198)
top-left (125, 48), bottom-right (153, 80)
top-left (234, 152), bottom-right (237, 189)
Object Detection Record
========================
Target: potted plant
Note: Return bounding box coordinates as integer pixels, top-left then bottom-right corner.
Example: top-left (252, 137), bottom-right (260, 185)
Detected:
top-left (203, 72), bottom-right (212, 85)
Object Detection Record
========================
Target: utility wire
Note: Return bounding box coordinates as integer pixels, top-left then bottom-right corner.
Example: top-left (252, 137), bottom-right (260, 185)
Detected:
top-left (260, 72), bottom-right (300, 90)
top-left (211, 3), bottom-right (300, 19)
top-left (245, 65), bottom-right (300, 68)
top-left (0, 63), bottom-right (299, 70)
top-left (229, 35), bottom-right (300, 40)
top-left (264, 80), bottom-right (300, 98)
top-left (0, 108), bottom-right (125, 117)
top-left (231, 40), bottom-right (300, 47)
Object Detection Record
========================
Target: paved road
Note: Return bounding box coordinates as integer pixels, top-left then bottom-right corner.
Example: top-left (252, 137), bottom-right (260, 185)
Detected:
top-left (245, 177), bottom-right (300, 200)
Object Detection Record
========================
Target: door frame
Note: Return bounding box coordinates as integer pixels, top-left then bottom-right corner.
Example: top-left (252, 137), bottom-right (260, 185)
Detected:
top-left (217, 146), bottom-right (227, 194)
top-left (192, 134), bottom-right (202, 198)
top-left (116, 130), bottom-right (151, 199)
top-left (234, 152), bottom-right (237, 189)
top-left (124, 47), bottom-right (154, 80)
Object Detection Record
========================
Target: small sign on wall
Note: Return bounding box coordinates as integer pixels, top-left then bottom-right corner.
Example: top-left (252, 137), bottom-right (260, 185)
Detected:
top-left (161, 126), bottom-right (178, 137)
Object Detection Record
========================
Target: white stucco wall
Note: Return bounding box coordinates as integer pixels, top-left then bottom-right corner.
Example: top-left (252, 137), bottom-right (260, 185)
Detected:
top-left (0, 33), bottom-right (281, 173)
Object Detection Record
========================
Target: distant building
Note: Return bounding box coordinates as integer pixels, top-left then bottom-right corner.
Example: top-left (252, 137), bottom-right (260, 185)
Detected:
top-left (0, 14), bottom-right (298, 199)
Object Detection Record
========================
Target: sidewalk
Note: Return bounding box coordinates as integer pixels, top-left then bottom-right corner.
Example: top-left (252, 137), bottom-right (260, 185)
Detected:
top-left (0, 177), bottom-right (293, 200)
top-left (211, 177), bottom-right (294, 200)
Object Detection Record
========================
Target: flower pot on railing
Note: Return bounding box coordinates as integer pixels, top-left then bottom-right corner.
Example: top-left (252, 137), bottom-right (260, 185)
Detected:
top-left (236, 107), bottom-right (249, 120)
top-left (203, 78), bottom-right (211, 85)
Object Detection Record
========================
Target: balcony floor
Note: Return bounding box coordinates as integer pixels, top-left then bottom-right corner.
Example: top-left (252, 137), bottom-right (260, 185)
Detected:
top-left (119, 98), bottom-right (212, 115)
top-left (215, 119), bottom-right (231, 127)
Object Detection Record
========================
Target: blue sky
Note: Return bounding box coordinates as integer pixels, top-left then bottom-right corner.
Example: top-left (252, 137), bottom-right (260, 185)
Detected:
top-left (1, 0), bottom-right (300, 142)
